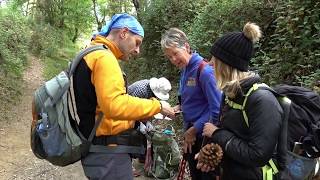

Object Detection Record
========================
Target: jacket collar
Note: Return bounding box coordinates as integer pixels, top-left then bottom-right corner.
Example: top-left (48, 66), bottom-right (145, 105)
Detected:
top-left (240, 73), bottom-right (261, 92)
top-left (91, 35), bottom-right (124, 59)
top-left (234, 73), bottom-right (261, 99)
top-left (186, 52), bottom-right (202, 69)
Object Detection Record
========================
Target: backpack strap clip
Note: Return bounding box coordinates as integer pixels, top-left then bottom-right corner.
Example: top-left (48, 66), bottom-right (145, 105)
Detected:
top-left (262, 159), bottom-right (279, 180)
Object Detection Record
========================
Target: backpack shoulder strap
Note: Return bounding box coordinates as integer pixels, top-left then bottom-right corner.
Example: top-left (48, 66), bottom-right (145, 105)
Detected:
top-left (225, 83), bottom-right (265, 127)
top-left (68, 45), bottom-right (107, 141)
top-left (225, 83), bottom-right (292, 175)
top-left (196, 59), bottom-right (208, 83)
top-left (68, 45), bottom-right (108, 77)
top-left (225, 83), bottom-right (292, 127)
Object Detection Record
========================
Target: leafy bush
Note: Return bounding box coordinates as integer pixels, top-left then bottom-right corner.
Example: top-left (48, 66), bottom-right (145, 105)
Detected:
top-left (0, 10), bottom-right (30, 110)
top-left (0, 10), bottom-right (30, 77)
top-left (42, 43), bottom-right (78, 80)
top-left (187, 0), bottom-right (274, 58)
top-left (29, 23), bottom-right (67, 58)
top-left (253, 0), bottom-right (320, 91)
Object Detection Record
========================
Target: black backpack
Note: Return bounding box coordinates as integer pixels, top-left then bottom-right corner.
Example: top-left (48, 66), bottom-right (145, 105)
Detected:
top-left (273, 84), bottom-right (320, 158)
top-left (225, 83), bottom-right (320, 179)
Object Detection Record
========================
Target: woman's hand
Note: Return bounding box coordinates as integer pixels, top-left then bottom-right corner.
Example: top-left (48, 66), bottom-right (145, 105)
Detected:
top-left (183, 126), bottom-right (196, 153)
top-left (202, 123), bottom-right (218, 138)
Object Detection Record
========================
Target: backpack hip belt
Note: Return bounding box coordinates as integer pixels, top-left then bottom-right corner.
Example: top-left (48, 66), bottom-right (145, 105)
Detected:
top-left (90, 128), bottom-right (146, 154)
top-left (92, 129), bottom-right (145, 147)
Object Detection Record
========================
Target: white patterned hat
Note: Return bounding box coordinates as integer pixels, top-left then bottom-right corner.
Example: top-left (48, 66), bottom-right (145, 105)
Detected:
top-left (149, 77), bottom-right (171, 100)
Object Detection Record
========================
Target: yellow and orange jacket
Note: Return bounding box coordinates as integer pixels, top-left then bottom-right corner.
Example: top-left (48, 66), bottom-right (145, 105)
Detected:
top-left (73, 35), bottom-right (161, 137)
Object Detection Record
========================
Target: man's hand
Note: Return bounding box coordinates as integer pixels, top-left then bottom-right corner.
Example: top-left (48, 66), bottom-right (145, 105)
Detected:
top-left (160, 101), bottom-right (175, 119)
top-left (183, 126), bottom-right (196, 153)
top-left (202, 123), bottom-right (218, 137)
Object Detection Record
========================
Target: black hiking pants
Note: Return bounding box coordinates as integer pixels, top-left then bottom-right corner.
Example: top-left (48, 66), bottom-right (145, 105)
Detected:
top-left (185, 136), bottom-right (219, 180)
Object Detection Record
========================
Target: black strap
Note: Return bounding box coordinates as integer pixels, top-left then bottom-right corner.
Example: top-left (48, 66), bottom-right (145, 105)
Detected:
top-left (90, 145), bottom-right (145, 154)
top-left (277, 96), bottom-right (291, 170)
top-left (196, 59), bottom-right (208, 84)
top-left (68, 45), bottom-right (107, 141)
top-left (92, 128), bottom-right (145, 146)
top-left (88, 112), bottom-right (104, 142)
top-left (72, 111), bottom-right (103, 142)
top-left (259, 86), bottom-right (291, 170)
top-left (93, 135), bottom-right (133, 146)
top-left (90, 128), bottom-right (146, 154)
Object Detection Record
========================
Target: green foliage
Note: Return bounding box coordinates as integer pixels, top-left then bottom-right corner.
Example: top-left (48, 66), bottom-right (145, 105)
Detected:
top-left (92, 0), bottom-right (133, 31)
top-left (63, 0), bottom-right (94, 42)
top-left (29, 23), bottom-right (67, 58)
top-left (12, 0), bottom-right (94, 43)
top-left (253, 0), bottom-right (320, 91)
top-left (0, 74), bottom-right (23, 116)
top-left (187, 0), bottom-right (274, 58)
top-left (106, 0), bottom-right (133, 15)
top-left (43, 56), bottom-right (68, 80)
top-left (43, 43), bottom-right (77, 80)
top-left (0, 9), bottom-right (30, 76)
top-left (0, 9), bottom-right (30, 108)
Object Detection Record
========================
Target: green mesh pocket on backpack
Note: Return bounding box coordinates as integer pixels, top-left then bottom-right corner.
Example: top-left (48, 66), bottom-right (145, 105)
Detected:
top-left (146, 125), bottom-right (181, 179)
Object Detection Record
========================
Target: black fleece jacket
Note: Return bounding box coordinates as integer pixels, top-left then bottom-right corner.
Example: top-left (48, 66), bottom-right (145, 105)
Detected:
top-left (212, 75), bottom-right (283, 180)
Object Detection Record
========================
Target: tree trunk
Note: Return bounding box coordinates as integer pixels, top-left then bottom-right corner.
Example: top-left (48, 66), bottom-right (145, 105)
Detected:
top-left (72, 27), bottom-right (78, 43)
top-left (132, 0), bottom-right (141, 19)
top-left (58, 0), bottom-right (65, 28)
top-left (25, 0), bottom-right (30, 16)
top-left (132, 0), bottom-right (139, 10)
top-left (92, 0), bottom-right (102, 31)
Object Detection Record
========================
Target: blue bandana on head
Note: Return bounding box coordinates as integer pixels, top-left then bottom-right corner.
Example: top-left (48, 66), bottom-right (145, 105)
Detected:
top-left (97, 13), bottom-right (144, 38)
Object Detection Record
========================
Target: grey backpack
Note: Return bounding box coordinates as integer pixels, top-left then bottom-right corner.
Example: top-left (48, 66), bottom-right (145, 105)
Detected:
top-left (31, 45), bottom-right (107, 166)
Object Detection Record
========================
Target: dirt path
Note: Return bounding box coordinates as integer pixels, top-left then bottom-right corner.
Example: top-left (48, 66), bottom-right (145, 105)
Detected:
top-left (0, 56), bottom-right (154, 180)
top-left (0, 56), bottom-right (86, 180)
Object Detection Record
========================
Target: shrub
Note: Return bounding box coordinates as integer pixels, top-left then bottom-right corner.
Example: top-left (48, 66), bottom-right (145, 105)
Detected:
top-left (253, 0), bottom-right (320, 91)
top-left (29, 23), bottom-right (67, 58)
top-left (0, 10), bottom-right (30, 111)
top-left (0, 10), bottom-right (30, 77)
top-left (187, 0), bottom-right (274, 58)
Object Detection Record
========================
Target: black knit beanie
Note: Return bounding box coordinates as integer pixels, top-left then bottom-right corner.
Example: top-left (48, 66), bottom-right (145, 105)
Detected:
top-left (210, 23), bottom-right (262, 71)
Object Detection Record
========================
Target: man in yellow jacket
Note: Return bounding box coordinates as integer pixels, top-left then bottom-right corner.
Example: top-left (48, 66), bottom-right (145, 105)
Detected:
top-left (72, 13), bottom-right (175, 179)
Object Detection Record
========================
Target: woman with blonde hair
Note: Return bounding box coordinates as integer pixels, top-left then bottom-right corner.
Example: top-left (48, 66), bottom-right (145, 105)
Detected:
top-left (197, 23), bottom-right (283, 180)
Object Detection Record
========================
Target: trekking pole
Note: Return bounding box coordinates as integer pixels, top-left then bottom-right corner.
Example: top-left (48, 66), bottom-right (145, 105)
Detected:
top-left (176, 153), bottom-right (187, 180)
top-left (201, 116), bottom-right (213, 148)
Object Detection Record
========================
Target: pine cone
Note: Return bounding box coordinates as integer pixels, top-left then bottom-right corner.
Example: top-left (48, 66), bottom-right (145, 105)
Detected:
top-left (198, 143), bottom-right (223, 168)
